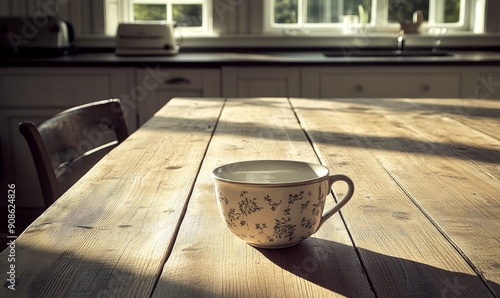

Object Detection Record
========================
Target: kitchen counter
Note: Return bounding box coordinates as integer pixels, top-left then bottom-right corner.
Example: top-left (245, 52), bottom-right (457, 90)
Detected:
top-left (2, 50), bottom-right (500, 67)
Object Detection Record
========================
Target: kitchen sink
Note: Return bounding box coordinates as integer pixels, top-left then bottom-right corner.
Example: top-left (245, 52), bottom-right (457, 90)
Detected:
top-left (323, 50), bottom-right (452, 57)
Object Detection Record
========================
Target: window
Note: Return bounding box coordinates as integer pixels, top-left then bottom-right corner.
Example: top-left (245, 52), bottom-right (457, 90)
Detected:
top-left (106, 0), bottom-right (211, 35)
top-left (266, 0), bottom-right (474, 34)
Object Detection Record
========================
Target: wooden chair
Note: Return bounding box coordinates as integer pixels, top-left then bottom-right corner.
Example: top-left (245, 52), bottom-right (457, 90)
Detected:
top-left (19, 99), bottom-right (129, 207)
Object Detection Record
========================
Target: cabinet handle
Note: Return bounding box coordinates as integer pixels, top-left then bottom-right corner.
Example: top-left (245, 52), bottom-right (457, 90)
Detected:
top-left (165, 77), bottom-right (191, 85)
top-left (422, 84), bottom-right (431, 92)
top-left (354, 84), bottom-right (364, 92)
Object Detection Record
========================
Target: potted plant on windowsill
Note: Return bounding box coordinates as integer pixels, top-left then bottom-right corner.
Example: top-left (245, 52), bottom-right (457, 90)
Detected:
top-left (400, 10), bottom-right (424, 34)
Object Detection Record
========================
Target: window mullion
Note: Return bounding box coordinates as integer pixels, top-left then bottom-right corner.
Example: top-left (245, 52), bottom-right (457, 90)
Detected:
top-left (461, 0), bottom-right (470, 29)
top-left (298, 0), bottom-right (305, 26)
top-left (374, 0), bottom-right (389, 27)
top-left (167, 2), bottom-right (172, 23)
top-left (430, 0), bottom-right (442, 25)
top-left (123, 0), bottom-right (132, 23)
top-left (324, 0), bottom-right (332, 23)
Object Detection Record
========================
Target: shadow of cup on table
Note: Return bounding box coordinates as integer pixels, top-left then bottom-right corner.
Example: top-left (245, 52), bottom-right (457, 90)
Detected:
top-left (257, 237), bottom-right (499, 297)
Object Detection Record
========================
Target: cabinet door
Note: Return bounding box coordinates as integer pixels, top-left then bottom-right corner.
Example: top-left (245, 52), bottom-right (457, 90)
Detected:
top-left (0, 109), bottom-right (64, 209)
top-left (0, 67), bottom-right (137, 131)
top-left (135, 68), bottom-right (221, 125)
top-left (0, 67), bottom-right (137, 210)
top-left (477, 73), bottom-right (500, 99)
top-left (222, 67), bottom-right (300, 97)
top-left (302, 67), bottom-right (462, 98)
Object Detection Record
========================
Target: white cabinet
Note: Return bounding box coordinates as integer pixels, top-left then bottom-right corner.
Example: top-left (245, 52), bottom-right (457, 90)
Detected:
top-left (0, 67), bottom-right (136, 209)
top-left (135, 68), bottom-right (221, 125)
top-left (302, 66), bottom-right (463, 98)
top-left (222, 67), bottom-right (300, 97)
top-left (0, 67), bottom-right (137, 130)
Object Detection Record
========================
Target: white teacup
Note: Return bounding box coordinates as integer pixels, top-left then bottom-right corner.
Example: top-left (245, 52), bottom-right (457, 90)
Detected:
top-left (211, 160), bottom-right (354, 249)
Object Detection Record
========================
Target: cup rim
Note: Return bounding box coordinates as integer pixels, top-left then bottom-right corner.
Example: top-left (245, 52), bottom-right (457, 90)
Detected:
top-left (211, 160), bottom-right (329, 187)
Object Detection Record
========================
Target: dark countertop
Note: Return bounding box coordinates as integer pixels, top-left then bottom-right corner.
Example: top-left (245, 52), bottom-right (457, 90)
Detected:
top-left (2, 50), bottom-right (500, 67)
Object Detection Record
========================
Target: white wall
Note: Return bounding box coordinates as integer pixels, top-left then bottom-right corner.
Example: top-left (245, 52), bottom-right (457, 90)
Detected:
top-left (1, 0), bottom-right (498, 37)
top-left (0, 0), bottom-right (105, 35)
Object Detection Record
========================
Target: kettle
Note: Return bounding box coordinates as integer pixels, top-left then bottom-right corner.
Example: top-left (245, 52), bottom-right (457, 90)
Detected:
top-left (0, 17), bottom-right (75, 56)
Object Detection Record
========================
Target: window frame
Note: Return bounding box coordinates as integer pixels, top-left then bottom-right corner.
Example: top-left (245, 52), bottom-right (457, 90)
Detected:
top-left (107, 0), bottom-right (212, 36)
top-left (264, 0), bottom-right (474, 35)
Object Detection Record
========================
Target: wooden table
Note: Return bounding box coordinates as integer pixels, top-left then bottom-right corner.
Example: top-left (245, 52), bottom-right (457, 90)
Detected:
top-left (2, 97), bottom-right (499, 297)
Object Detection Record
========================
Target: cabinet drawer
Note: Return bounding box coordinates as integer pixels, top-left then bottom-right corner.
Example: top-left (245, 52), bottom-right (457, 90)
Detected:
top-left (320, 73), bottom-right (461, 98)
top-left (222, 67), bottom-right (301, 97)
top-left (144, 68), bottom-right (204, 90)
top-left (135, 68), bottom-right (220, 125)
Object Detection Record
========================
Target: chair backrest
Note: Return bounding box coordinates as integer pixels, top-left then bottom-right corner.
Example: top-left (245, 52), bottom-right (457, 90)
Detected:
top-left (19, 98), bottom-right (129, 207)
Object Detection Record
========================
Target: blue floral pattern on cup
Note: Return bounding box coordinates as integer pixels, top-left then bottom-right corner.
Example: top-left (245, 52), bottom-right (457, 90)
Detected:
top-left (216, 183), bottom-right (326, 248)
top-left (212, 160), bottom-right (355, 249)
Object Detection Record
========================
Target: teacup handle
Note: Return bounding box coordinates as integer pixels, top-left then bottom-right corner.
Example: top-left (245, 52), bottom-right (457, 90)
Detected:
top-left (316, 174), bottom-right (355, 231)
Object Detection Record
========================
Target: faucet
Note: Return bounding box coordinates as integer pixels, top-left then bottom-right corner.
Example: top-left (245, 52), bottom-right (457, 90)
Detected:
top-left (397, 32), bottom-right (405, 52)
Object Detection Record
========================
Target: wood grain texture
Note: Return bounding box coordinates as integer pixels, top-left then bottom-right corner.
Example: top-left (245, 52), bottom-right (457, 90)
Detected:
top-left (152, 98), bottom-right (374, 297)
top-left (409, 97), bottom-right (500, 141)
top-left (3, 97), bottom-right (498, 298)
top-left (0, 98), bottom-right (224, 297)
top-left (291, 97), bottom-right (499, 297)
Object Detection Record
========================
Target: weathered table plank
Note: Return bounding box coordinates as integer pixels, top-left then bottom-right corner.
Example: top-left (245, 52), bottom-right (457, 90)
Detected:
top-left (352, 97), bottom-right (500, 293)
top-left (291, 97), bottom-right (498, 297)
top-left (394, 97), bottom-right (500, 179)
top-left (332, 97), bottom-right (500, 293)
top-left (152, 98), bottom-right (374, 297)
top-left (2, 97), bottom-right (498, 298)
top-left (0, 98), bottom-right (224, 297)
top-left (411, 97), bottom-right (500, 141)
